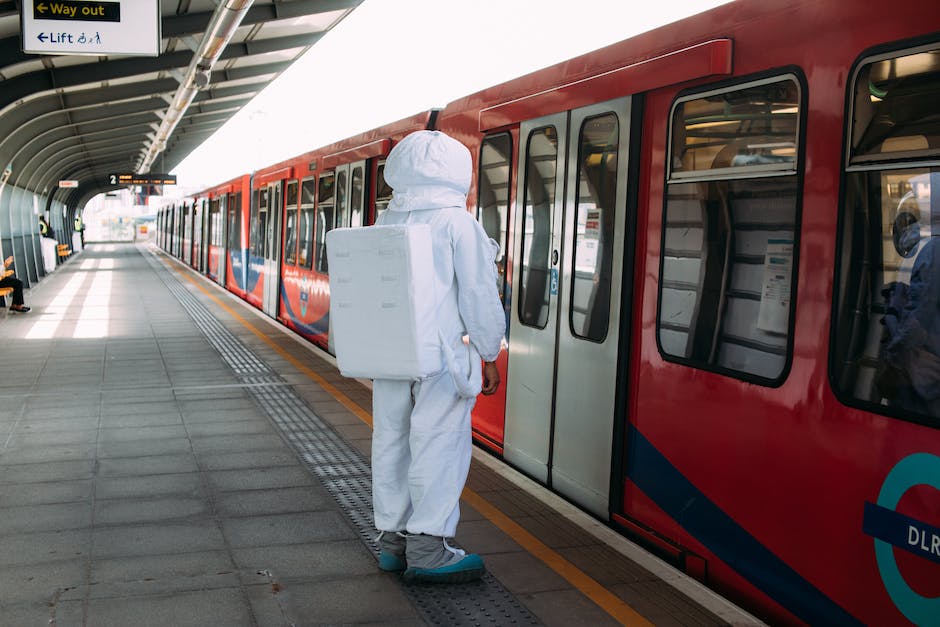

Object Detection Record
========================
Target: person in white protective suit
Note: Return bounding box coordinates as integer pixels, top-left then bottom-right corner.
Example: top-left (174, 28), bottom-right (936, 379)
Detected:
top-left (371, 130), bottom-right (505, 583)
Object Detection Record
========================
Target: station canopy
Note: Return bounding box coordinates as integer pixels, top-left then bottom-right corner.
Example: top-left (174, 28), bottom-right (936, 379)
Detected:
top-left (0, 0), bottom-right (363, 210)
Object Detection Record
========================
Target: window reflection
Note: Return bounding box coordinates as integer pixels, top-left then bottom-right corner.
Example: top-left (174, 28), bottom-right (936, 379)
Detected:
top-left (477, 134), bottom-right (511, 303)
top-left (571, 114), bottom-right (618, 341)
top-left (519, 126), bottom-right (558, 329)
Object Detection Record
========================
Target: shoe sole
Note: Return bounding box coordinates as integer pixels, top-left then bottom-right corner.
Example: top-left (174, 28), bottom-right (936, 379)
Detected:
top-left (401, 554), bottom-right (485, 584)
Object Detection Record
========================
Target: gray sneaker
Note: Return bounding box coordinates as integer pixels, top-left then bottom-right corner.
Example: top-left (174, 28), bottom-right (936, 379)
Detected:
top-left (402, 534), bottom-right (485, 584)
top-left (376, 531), bottom-right (407, 572)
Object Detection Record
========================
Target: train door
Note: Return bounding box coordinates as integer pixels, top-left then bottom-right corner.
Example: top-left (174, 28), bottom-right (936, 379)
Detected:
top-left (503, 97), bottom-right (632, 518)
top-left (261, 182), bottom-right (282, 317)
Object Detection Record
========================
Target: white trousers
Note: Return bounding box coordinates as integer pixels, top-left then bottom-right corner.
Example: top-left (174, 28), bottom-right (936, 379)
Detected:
top-left (372, 370), bottom-right (475, 538)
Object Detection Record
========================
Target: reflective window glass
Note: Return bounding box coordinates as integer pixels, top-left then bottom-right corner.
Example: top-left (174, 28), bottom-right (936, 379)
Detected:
top-left (519, 126), bottom-right (558, 328)
top-left (571, 114), bottom-right (618, 341)
top-left (299, 178), bottom-right (316, 269)
top-left (671, 79), bottom-right (798, 179)
top-left (850, 48), bottom-right (940, 164)
top-left (833, 44), bottom-right (940, 427)
top-left (375, 163), bottom-right (392, 219)
top-left (284, 181), bottom-right (298, 265)
top-left (659, 76), bottom-right (801, 382)
top-left (316, 174), bottom-right (335, 273)
top-left (227, 193), bottom-right (241, 251)
top-left (350, 166), bottom-right (364, 227)
top-left (336, 169), bottom-right (349, 229)
top-left (477, 134), bottom-right (512, 303)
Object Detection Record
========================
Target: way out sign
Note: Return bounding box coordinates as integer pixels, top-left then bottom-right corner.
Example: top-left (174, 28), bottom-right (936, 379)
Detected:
top-left (21, 0), bottom-right (160, 56)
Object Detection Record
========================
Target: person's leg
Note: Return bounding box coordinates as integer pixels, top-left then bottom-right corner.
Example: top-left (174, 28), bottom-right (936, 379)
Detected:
top-left (0, 275), bottom-right (27, 308)
top-left (371, 378), bottom-right (416, 570)
top-left (405, 370), bottom-right (473, 537)
top-left (402, 370), bottom-right (483, 583)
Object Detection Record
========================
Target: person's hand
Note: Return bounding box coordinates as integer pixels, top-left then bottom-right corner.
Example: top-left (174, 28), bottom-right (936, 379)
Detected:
top-left (481, 361), bottom-right (500, 395)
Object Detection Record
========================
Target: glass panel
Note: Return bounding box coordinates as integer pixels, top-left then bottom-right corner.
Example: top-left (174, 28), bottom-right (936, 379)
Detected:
top-left (228, 193), bottom-right (241, 251)
top-left (851, 48), bottom-right (940, 163)
top-left (264, 186), bottom-right (279, 259)
top-left (519, 126), bottom-right (558, 328)
top-left (209, 198), bottom-right (221, 246)
top-left (286, 180), bottom-right (298, 207)
top-left (299, 178), bottom-right (316, 269)
top-left (284, 209), bottom-right (297, 265)
top-left (671, 78), bottom-right (799, 179)
top-left (375, 162), bottom-right (393, 219)
top-left (284, 181), bottom-right (298, 265)
top-left (316, 174), bottom-right (335, 273)
top-left (477, 134), bottom-right (511, 302)
top-left (659, 177), bottom-right (798, 380)
top-left (250, 189), bottom-right (264, 257)
top-left (336, 169), bottom-right (348, 229)
top-left (834, 167), bottom-right (940, 423)
top-left (350, 166), bottom-right (364, 227)
top-left (571, 114), bottom-right (618, 341)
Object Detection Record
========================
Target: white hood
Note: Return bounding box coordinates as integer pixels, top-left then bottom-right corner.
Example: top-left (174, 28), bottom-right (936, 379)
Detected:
top-left (385, 131), bottom-right (471, 212)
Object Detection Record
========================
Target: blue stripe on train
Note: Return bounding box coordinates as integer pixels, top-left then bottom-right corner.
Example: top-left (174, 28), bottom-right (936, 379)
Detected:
top-left (626, 424), bottom-right (863, 626)
top-left (278, 281), bottom-right (329, 338)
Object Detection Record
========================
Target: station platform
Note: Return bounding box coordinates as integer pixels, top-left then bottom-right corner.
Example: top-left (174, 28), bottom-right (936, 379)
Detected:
top-left (0, 243), bottom-right (765, 626)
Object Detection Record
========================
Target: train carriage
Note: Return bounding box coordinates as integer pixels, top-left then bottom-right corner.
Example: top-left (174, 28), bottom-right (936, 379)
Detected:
top-left (158, 1), bottom-right (940, 623)
top-left (244, 112), bottom-right (436, 347)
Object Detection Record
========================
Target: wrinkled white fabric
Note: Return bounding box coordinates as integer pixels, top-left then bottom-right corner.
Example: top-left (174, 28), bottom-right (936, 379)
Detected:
top-left (372, 130), bottom-right (505, 537)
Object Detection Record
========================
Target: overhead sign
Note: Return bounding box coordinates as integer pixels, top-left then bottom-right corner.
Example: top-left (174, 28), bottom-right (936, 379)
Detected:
top-left (21, 0), bottom-right (160, 56)
top-left (109, 173), bottom-right (177, 186)
top-left (34, 1), bottom-right (120, 22)
top-left (58, 179), bottom-right (79, 188)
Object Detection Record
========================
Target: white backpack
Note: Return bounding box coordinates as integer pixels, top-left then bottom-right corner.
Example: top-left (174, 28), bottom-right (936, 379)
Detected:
top-left (326, 223), bottom-right (481, 397)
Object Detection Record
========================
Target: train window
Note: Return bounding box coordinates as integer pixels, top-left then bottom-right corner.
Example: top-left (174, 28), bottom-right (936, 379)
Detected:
top-left (336, 169), bottom-right (349, 229)
top-left (350, 166), bottom-right (364, 228)
top-left (848, 47), bottom-right (940, 164)
top-left (659, 75), bottom-right (801, 382)
top-left (209, 198), bottom-right (222, 247)
top-left (315, 173), bottom-right (335, 273)
top-left (299, 178), bottom-right (315, 269)
top-left (250, 189), bottom-right (265, 257)
top-left (832, 43), bottom-right (940, 428)
top-left (519, 126), bottom-right (558, 329)
top-left (285, 181), bottom-right (298, 265)
top-left (477, 133), bottom-right (512, 302)
top-left (375, 162), bottom-right (392, 219)
top-left (571, 114), bottom-right (618, 341)
top-left (227, 193), bottom-right (240, 251)
top-left (477, 134), bottom-right (512, 303)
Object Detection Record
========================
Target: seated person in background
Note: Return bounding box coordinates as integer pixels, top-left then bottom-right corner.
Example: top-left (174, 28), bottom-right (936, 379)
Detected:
top-left (0, 256), bottom-right (30, 313)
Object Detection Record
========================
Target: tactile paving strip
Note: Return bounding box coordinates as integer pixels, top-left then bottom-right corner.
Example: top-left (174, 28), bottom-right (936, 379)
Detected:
top-left (149, 251), bottom-right (540, 626)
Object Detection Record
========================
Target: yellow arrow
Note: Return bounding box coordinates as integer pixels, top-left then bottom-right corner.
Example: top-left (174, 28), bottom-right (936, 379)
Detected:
top-left (35, 2), bottom-right (48, 13)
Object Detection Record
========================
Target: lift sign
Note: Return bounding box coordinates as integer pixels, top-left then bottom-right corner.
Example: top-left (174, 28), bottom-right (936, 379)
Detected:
top-left (863, 453), bottom-right (940, 625)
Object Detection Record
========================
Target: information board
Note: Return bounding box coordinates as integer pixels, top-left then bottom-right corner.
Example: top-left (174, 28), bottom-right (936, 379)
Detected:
top-left (21, 0), bottom-right (160, 56)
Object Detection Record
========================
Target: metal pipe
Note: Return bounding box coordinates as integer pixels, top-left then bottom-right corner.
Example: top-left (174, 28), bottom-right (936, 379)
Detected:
top-left (137, 0), bottom-right (254, 174)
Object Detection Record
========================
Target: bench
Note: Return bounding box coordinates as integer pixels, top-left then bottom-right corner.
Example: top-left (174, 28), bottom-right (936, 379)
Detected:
top-left (0, 286), bottom-right (13, 314)
top-left (57, 243), bottom-right (71, 258)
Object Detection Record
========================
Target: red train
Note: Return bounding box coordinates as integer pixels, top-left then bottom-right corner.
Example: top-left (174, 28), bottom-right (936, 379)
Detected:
top-left (157, 1), bottom-right (940, 623)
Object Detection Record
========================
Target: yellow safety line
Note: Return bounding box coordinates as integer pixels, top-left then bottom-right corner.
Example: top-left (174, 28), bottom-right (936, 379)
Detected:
top-left (167, 258), bottom-right (651, 626)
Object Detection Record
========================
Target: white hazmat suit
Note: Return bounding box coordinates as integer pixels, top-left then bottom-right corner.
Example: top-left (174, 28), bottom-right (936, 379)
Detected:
top-left (371, 131), bottom-right (505, 544)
